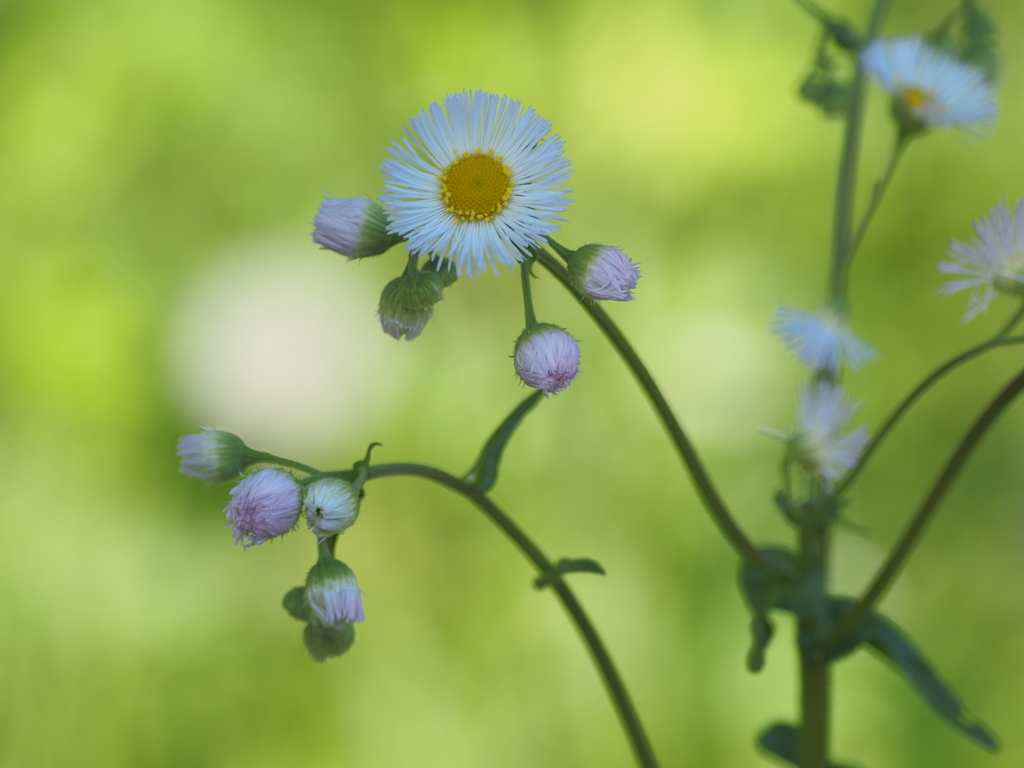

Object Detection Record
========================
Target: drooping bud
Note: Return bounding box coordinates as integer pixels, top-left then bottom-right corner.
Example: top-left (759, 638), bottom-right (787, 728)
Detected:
top-left (306, 556), bottom-right (365, 627)
top-left (377, 266), bottom-right (445, 341)
top-left (303, 477), bottom-right (361, 539)
top-left (303, 621), bottom-right (356, 663)
top-left (312, 196), bottom-right (402, 258)
top-left (177, 429), bottom-right (249, 482)
top-left (513, 323), bottom-right (581, 395)
top-left (568, 244), bottom-right (641, 301)
top-left (224, 468), bottom-right (301, 547)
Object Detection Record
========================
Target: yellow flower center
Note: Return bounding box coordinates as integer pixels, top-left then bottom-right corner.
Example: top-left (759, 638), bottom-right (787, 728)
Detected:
top-left (901, 86), bottom-right (932, 112)
top-left (438, 149), bottom-right (513, 222)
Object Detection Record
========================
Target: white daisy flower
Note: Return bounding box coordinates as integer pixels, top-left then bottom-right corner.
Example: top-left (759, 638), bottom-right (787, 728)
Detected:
top-left (769, 383), bottom-right (868, 486)
top-left (860, 35), bottom-right (996, 132)
top-left (380, 90), bottom-right (572, 279)
top-left (939, 198), bottom-right (1024, 321)
top-left (772, 307), bottom-right (877, 375)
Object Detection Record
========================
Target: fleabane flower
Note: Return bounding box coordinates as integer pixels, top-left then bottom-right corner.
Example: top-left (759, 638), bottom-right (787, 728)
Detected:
top-left (568, 245), bottom-right (641, 301)
top-left (224, 468), bottom-right (301, 547)
top-left (860, 35), bottom-right (996, 134)
top-left (177, 429), bottom-right (249, 482)
top-left (380, 90), bottom-right (572, 279)
top-left (776, 383), bottom-right (868, 485)
top-left (312, 196), bottom-right (403, 258)
top-left (772, 307), bottom-right (876, 375)
top-left (306, 557), bottom-right (365, 627)
top-left (514, 323), bottom-right (581, 395)
top-left (939, 198), bottom-right (1024, 321)
top-left (304, 477), bottom-right (361, 539)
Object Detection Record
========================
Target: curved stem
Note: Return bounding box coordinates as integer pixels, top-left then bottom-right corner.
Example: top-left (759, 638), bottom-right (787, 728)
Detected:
top-left (521, 257), bottom-right (539, 328)
top-left (824, 333), bottom-right (1024, 505)
top-left (247, 451), bottom-right (320, 475)
top-left (366, 462), bottom-right (660, 768)
top-left (536, 250), bottom-right (774, 574)
top-left (845, 136), bottom-right (907, 267)
top-left (830, 365), bottom-right (1024, 642)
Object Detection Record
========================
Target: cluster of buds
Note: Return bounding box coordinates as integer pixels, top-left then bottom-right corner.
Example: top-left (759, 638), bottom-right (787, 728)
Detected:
top-left (177, 429), bottom-right (368, 661)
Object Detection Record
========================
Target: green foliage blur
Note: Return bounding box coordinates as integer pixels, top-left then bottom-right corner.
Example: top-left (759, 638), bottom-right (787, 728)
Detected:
top-left (3, 0), bottom-right (1024, 765)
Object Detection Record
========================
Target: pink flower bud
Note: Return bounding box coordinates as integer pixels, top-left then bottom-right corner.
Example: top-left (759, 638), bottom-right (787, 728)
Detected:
top-left (513, 323), bottom-right (581, 395)
top-left (569, 244), bottom-right (640, 301)
top-left (224, 468), bottom-right (301, 547)
top-left (312, 196), bottom-right (400, 258)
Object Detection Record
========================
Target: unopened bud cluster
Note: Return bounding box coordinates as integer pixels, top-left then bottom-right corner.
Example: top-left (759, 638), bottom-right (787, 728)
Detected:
top-left (176, 429), bottom-right (366, 661)
top-left (378, 259), bottom-right (451, 341)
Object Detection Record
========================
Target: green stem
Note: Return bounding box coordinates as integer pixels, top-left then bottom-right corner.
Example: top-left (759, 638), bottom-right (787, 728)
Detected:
top-left (536, 250), bottom-right (774, 574)
top-left (521, 258), bottom-right (539, 328)
top-left (828, 0), bottom-right (890, 310)
top-left (824, 332), bottom-right (1024, 505)
top-left (807, 4), bottom-right (888, 765)
top-left (798, 515), bottom-right (831, 768)
top-left (366, 462), bottom-right (660, 768)
top-left (246, 450), bottom-right (320, 475)
top-left (830, 365), bottom-right (1024, 642)
top-left (845, 136), bottom-right (907, 267)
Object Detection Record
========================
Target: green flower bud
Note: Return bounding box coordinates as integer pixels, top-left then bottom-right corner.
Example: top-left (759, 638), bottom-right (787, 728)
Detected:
top-left (303, 621), bottom-right (356, 663)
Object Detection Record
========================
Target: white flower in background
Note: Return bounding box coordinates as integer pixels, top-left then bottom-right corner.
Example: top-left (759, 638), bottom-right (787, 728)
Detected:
top-left (306, 557), bottom-right (365, 627)
top-left (380, 90), bottom-right (572, 278)
top-left (860, 35), bottom-right (996, 132)
top-left (224, 468), bottom-right (301, 547)
top-left (311, 196), bottom-right (401, 258)
top-left (939, 198), bottom-right (1024, 321)
top-left (303, 477), bottom-right (361, 539)
top-left (513, 323), bottom-right (581, 395)
top-left (772, 307), bottom-right (876, 375)
top-left (772, 383), bottom-right (868, 485)
top-left (569, 245), bottom-right (641, 301)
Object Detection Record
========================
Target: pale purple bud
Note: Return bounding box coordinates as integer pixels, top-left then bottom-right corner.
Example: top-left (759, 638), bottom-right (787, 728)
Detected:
top-left (224, 468), bottom-right (301, 547)
top-left (303, 477), bottom-right (361, 539)
top-left (513, 323), bottom-right (581, 395)
top-left (569, 244), bottom-right (641, 301)
top-left (306, 557), bottom-right (365, 627)
top-left (177, 429), bottom-right (248, 482)
top-left (312, 196), bottom-right (401, 258)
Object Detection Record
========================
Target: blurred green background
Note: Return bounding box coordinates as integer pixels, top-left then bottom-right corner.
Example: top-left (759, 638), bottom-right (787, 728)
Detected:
top-left (3, 0), bottom-right (1024, 765)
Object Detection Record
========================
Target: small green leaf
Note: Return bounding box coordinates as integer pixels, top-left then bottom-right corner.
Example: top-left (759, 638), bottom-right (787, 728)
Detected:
top-left (960, 0), bottom-right (999, 81)
top-left (739, 547), bottom-right (801, 670)
top-left (534, 557), bottom-right (606, 589)
top-left (830, 600), bottom-right (999, 750)
top-left (799, 32), bottom-right (854, 118)
top-left (927, 1), bottom-right (999, 82)
top-left (757, 723), bottom-right (856, 767)
top-left (759, 723), bottom-right (800, 766)
top-left (463, 391), bottom-right (544, 492)
top-left (747, 615), bottom-right (773, 672)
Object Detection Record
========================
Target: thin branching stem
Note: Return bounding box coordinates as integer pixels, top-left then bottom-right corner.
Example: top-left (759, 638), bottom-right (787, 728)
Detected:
top-left (831, 365), bottom-right (1024, 641)
top-left (536, 250), bottom-right (774, 574)
top-left (366, 462), bottom-right (660, 768)
top-left (824, 331), bottom-right (1024, 505)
